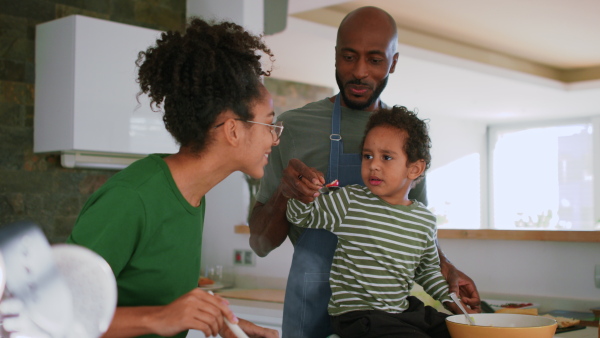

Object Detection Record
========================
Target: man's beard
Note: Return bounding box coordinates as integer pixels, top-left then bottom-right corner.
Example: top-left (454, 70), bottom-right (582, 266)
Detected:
top-left (335, 72), bottom-right (389, 111)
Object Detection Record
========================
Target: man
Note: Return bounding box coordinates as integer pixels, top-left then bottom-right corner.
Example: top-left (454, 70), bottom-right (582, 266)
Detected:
top-left (249, 6), bottom-right (481, 337)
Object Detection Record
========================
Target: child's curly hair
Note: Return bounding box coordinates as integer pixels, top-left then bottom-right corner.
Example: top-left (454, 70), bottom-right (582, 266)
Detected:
top-left (361, 106), bottom-right (432, 183)
top-left (136, 17), bottom-right (274, 152)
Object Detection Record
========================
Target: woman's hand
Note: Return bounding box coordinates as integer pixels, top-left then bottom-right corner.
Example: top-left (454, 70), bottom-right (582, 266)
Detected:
top-left (149, 289), bottom-right (235, 337)
top-left (219, 318), bottom-right (279, 338)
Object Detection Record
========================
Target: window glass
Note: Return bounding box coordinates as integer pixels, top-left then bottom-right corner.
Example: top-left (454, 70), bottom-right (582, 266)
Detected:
top-left (428, 153), bottom-right (481, 229)
top-left (490, 122), bottom-right (594, 230)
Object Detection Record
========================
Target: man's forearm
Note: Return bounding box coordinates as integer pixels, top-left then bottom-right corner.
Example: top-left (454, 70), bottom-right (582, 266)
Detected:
top-left (248, 188), bottom-right (290, 257)
top-left (436, 239), bottom-right (454, 276)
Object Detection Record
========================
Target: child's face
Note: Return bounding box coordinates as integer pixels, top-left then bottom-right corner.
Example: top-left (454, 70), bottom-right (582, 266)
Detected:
top-left (361, 125), bottom-right (418, 205)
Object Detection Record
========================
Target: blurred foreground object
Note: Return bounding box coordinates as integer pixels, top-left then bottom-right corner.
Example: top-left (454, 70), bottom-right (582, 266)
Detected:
top-left (0, 221), bottom-right (116, 337)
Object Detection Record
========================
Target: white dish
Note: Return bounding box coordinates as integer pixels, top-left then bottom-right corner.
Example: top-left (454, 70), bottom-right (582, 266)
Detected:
top-left (52, 244), bottom-right (117, 337)
top-left (0, 252), bottom-right (5, 300)
top-left (199, 282), bottom-right (225, 291)
top-left (484, 299), bottom-right (539, 310)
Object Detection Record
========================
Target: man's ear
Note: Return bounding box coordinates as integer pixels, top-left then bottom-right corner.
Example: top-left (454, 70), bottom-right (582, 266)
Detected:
top-left (389, 52), bottom-right (399, 74)
top-left (408, 159), bottom-right (426, 180)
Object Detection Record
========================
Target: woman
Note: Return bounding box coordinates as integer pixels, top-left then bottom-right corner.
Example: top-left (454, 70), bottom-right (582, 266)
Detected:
top-left (67, 17), bottom-right (280, 338)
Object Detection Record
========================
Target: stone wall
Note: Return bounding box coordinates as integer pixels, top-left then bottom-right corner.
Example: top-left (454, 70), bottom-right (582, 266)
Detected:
top-left (0, 0), bottom-right (186, 243)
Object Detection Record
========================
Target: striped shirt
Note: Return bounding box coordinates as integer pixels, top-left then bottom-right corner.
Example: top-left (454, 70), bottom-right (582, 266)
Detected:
top-left (287, 184), bottom-right (451, 316)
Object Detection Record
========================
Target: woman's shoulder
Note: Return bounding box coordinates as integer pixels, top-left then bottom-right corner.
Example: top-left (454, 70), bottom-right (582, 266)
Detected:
top-left (109, 155), bottom-right (166, 185)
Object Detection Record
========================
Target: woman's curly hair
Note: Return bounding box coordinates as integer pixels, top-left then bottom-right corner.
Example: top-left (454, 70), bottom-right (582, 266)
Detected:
top-left (361, 106), bottom-right (432, 183)
top-left (136, 17), bottom-right (274, 152)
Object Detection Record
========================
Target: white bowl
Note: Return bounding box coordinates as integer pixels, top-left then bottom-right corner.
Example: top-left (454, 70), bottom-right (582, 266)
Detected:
top-left (446, 313), bottom-right (557, 338)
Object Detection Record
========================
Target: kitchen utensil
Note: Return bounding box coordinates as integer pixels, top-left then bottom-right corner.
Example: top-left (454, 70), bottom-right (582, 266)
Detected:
top-left (450, 292), bottom-right (475, 325)
top-left (318, 179), bottom-right (340, 194)
top-left (52, 244), bottom-right (117, 337)
top-left (0, 252), bottom-right (5, 300)
top-left (555, 325), bottom-right (586, 334)
top-left (208, 291), bottom-right (249, 338)
top-left (446, 313), bottom-right (557, 338)
top-left (0, 221), bottom-right (73, 337)
top-left (318, 186), bottom-right (340, 194)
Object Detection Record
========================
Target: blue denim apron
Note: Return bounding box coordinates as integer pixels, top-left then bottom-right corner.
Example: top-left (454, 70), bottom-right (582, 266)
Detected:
top-left (282, 95), bottom-right (364, 338)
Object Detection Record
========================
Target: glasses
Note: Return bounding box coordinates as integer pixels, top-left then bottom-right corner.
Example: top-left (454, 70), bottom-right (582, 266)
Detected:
top-left (214, 119), bottom-right (284, 142)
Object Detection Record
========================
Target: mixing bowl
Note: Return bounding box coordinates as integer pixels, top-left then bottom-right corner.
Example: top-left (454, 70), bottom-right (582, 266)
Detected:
top-left (446, 313), bottom-right (557, 338)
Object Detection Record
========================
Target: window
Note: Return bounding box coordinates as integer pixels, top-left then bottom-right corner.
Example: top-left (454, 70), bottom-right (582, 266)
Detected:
top-left (428, 153), bottom-right (481, 229)
top-left (427, 117), bottom-right (599, 231)
top-left (489, 119), bottom-right (596, 230)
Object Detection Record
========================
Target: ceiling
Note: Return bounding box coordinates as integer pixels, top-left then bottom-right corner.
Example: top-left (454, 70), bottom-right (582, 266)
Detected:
top-left (290, 0), bottom-right (600, 83)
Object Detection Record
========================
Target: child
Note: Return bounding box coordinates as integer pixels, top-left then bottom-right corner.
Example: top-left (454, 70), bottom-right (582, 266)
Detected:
top-left (287, 106), bottom-right (454, 338)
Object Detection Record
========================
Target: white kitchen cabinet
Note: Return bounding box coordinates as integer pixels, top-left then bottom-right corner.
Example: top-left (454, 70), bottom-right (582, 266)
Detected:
top-left (35, 15), bottom-right (179, 168)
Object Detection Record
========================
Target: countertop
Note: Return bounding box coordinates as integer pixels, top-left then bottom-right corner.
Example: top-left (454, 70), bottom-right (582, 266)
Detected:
top-left (216, 288), bottom-right (285, 303)
top-left (213, 288), bottom-right (598, 337)
top-left (554, 327), bottom-right (598, 338)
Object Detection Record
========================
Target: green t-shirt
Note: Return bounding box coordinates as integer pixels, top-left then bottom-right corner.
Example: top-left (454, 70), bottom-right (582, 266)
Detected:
top-left (257, 98), bottom-right (428, 244)
top-left (68, 154), bottom-right (205, 338)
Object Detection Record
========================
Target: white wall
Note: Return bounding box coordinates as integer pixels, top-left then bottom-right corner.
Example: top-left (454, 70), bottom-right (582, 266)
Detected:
top-left (440, 238), bottom-right (600, 302)
top-left (201, 172), bottom-right (294, 286)
top-left (186, 0), bottom-right (264, 34)
top-left (200, 16), bottom-right (600, 304)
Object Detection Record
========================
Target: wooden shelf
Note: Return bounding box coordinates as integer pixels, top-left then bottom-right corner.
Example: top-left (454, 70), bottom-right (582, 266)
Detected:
top-left (438, 229), bottom-right (600, 243)
top-left (235, 224), bottom-right (600, 242)
top-left (217, 289), bottom-right (285, 303)
top-left (234, 224), bottom-right (250, 234)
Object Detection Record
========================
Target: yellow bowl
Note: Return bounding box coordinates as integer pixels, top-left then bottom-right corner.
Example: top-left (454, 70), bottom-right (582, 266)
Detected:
top-left (446, 313), bottom-right (557, 338)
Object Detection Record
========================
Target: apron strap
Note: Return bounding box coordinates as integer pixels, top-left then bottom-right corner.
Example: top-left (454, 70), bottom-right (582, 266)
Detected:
top-left (327, 95), bottom-right (342, 182)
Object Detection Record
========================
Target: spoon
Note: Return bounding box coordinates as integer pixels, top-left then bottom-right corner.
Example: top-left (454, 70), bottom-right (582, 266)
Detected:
top-left (318, 179), bottom-right (340, 194)
top-left (208, 291), bottom-right (249, 338)
top-left (450, 292), bottom-right (475, 325)
top-left (318, 186), bottom-right (340, 194)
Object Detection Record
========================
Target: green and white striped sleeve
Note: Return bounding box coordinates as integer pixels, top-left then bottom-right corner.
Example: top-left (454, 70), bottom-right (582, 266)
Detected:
top-left (286, 188), bottom-right (352, 232)
top-left (414, 229), bottom-right (451, 304)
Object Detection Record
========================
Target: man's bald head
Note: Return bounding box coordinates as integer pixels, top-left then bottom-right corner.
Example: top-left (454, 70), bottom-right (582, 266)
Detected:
top-left (337, 6), bottom-right (398, 53)
top-left (334, 6), bottom-right (399, 111)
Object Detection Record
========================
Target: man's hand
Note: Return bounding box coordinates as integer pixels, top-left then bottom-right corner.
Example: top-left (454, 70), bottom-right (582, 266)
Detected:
top-left (249, 158), bottom-right (325, 257)
top-left (280, 158), bottom-right (325, 203)
top-left (441, 262), bottom-right (481, 313)
top-left (443, 300), bottom-right (468, 316)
